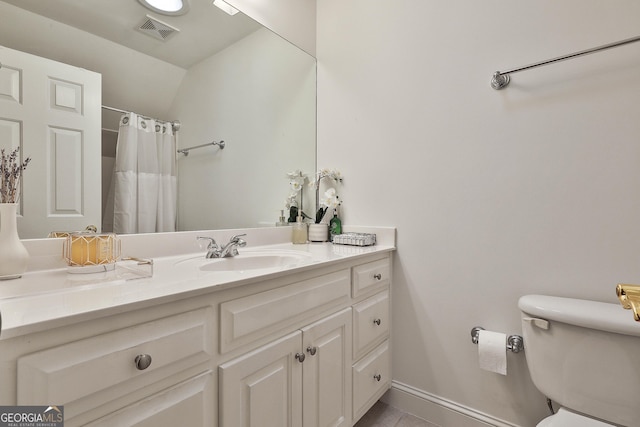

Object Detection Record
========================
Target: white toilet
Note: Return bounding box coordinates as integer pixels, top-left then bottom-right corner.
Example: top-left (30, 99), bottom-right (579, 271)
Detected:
top-left (519, 294), bottom-right (640, 426)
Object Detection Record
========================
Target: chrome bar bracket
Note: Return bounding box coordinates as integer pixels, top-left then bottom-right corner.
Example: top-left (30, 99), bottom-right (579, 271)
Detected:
top-left (507, 334), bottom-right (524, 353)
top-left (490, 72), bottom-right (510, 90)
top-left (471, 326), bottom-right (484, 344)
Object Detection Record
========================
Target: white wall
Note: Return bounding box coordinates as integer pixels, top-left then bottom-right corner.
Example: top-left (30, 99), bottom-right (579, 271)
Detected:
top-left (317, 1), bottom-right (640, 425)
top-left (169, 28), bottom-right (316, 230)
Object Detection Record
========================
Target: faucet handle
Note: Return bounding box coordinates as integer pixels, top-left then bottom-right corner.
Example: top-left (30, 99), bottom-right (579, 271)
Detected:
top-left (197, 236), bottom-right (218, 249)
top-left (224, 234), bottom-right (247, 257)
top-left (230, 234), bottom-right (247, 246)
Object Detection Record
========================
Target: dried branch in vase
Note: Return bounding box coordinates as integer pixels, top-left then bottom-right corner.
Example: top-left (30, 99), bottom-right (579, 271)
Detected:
top-left (0, 147), bottom-right (31, 204)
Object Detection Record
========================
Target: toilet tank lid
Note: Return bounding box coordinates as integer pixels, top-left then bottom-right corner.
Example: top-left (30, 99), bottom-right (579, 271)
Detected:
top-left (519, 295), bottom-right (640, 337)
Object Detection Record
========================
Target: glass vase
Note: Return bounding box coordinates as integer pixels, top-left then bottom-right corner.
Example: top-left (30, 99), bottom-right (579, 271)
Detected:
top-left (0, 203), bottom-right (30, 279)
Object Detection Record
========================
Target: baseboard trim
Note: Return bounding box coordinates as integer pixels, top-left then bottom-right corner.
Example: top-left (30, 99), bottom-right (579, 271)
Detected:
top-left (382, 381), bottom-right (522, 427)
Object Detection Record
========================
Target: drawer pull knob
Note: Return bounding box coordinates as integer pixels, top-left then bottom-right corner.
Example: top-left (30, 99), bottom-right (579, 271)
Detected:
top-left (295, 353), bottom-right (306, 363)
top-left (373, 374), bottom-right (381, 382)
top-left (134, 354), bottom-right (152, 371)
top-left (373, 273), bottom-right (382, 280)
top-left (373, 318), bottom-right (381, 326)
top-left (306, 346), bottom-right (317, 356)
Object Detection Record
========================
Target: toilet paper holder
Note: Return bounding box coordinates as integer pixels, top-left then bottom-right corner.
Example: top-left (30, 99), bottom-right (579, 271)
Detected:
top-left (471, 326), bottom-right (524, 353)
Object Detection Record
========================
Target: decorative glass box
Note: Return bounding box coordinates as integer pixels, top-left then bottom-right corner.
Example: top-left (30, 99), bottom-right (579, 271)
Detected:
top-left (64, 232), bottom-right (121, 273)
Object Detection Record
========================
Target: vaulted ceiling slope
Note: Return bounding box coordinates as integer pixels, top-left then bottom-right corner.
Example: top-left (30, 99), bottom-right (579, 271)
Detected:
top-left (0, 0), bottom-right (261, 69)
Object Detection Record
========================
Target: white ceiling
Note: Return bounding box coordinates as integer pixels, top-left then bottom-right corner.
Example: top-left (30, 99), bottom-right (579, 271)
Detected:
top-left (0, 0), bottom-right (262, 69)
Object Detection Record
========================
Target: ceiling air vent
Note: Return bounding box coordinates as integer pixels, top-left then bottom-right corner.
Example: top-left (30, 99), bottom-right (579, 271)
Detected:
top-left (137, 15), bottom-right (180, 41)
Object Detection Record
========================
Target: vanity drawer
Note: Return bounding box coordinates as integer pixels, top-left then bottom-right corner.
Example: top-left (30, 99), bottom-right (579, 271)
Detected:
top-left (84, 371), bottom-right (215, 427)
top-left (353, 290), bottom-right (389, 359)
top-left (17, 308), bottom-right (213, 417)
top-left (352, 340), bottom-right (390, 421)
top-left (220, 269), bottom-right (350, 353)
top-left (352, 258), bottom-right (390, 298)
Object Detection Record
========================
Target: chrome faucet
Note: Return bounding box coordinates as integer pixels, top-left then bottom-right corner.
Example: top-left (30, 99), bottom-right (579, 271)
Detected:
top-left (197, 234), bottom-right (247, 258)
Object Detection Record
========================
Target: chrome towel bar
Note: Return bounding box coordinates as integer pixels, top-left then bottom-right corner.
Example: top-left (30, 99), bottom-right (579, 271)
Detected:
top-left (177, 140), bottom-right (225, 156)
top-left (491, 34), bottom-right (640, 90)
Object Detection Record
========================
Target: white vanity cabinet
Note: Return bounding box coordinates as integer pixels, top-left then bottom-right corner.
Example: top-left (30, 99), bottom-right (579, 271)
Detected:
top-left (218, 254), bottom-right (391, 427)
top-left (0, 249), bottom-right (393, 427)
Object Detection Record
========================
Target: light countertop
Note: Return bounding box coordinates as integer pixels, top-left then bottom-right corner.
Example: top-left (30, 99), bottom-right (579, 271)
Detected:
top-left (0, 226), bottom-right (396, 339)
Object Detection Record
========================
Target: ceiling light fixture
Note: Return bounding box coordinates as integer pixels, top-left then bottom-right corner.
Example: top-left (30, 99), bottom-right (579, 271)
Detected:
top-left (213, 0), bottom-right (239, 16)
top-left (138, 0), bottom-right (189, 16)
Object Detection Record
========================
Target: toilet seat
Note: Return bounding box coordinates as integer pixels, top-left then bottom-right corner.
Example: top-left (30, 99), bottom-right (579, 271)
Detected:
top-left (537, 408), bottom-right (615, 427)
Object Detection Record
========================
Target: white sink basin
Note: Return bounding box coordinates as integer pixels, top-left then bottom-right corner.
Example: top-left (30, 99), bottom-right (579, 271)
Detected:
top-left (175, 250), bottom-right (313, 273)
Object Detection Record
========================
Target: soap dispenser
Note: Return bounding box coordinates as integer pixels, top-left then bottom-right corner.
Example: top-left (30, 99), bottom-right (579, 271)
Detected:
top-left (292, 212), bottom-right (308, 244)
top-left (329, 209), bottom-right (342, 241)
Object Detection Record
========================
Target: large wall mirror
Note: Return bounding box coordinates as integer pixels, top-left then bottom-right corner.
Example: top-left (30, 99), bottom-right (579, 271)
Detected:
top-left (0, 0), bottom-right (316, 238)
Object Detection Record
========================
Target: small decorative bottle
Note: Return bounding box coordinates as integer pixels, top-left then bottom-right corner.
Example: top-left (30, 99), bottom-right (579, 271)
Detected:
top-left (329, 209), bottom-right (342, 242)
top-left (291, 213), bottom-right (308, 244)
top-left (276, 210), bottom-right (288, 226)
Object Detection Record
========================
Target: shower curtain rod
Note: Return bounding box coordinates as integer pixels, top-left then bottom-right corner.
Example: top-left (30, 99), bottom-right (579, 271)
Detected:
top-left (491, 34), bottom-right (640, 90)
top-left (101, 105), bottom-right (181, 131)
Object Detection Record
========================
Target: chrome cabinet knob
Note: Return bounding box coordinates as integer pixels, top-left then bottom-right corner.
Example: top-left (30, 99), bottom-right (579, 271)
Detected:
top-left (295, 353), bottom-right (306, 363)
top-left (134, 354), bottom-right (152, 370)
top-left (306, 346), bottom-right (317, 356)
top-left (373, 374), bottom-right (381, 382)
top-left (373, 318), bottom-right (381, 326)
top-left (373, 273), bottom-right (382, 280)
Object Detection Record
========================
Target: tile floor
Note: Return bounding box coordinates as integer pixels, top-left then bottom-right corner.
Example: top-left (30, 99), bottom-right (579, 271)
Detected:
top-left (354, 401), bottom-right (439, 427)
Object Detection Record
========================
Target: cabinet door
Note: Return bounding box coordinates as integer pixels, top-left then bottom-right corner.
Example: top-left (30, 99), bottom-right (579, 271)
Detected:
top-left (219, 331), bottom-right (303, 427)
top-left (301, 308), bottom-right (352, 427)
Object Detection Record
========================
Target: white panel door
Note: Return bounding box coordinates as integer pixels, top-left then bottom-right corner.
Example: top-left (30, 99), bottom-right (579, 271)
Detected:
top-left (219, 331), bottom-right (303, 427)
top-left (301, 308), bottom-right (352, 427)
top-left (0, 45), bottom-right (101, 238)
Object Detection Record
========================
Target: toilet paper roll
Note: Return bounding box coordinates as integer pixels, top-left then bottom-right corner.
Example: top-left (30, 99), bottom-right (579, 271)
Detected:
top-left (478, 330), bottom-right (507, 375)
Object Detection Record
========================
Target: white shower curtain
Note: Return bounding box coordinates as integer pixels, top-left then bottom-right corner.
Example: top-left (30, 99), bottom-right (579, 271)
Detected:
top-left (111, 112), bottom-right (177, 234)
